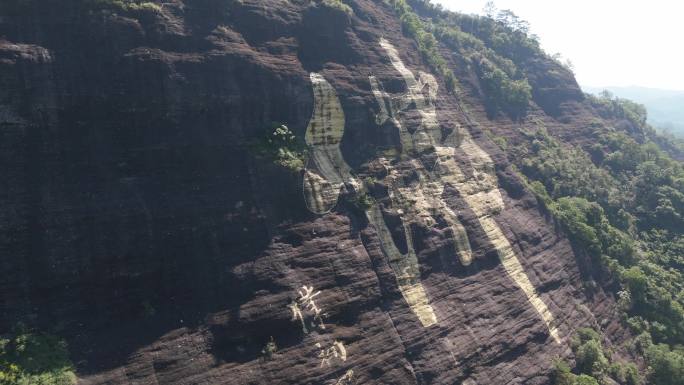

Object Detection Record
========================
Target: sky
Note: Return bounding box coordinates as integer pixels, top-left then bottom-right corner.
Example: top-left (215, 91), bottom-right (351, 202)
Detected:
top-left (432, 0), bottom-right (684, 91)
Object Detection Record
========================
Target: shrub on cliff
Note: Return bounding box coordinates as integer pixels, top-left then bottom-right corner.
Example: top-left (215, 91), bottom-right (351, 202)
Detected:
top-left (588, 92), bottom-right (648, 132)
top-left (0, 325), bottom-right (76, 385)
top-left (386, 0), bottom-right (459, 94)
top-left (609, 362), bottom-right (640, 385)
top-left (575, 339), bottom-right (609, 376)
top-left (568, 328), bottom-right (609, 378)
top-left (429, 16), bottom-right (532, 118)
top-left (475, 56), bottom-right (531, 118)
top-left (318, 0), bottom-right (352, 16)
top-left (551, 360), bottom-right (600, 385)
top-left (250, 124), bottom-right (307, 173)
top-left (553, 328), bottom-right (640, 385)
top-left (343, 190), bottom-right (374, 212)
top-left (645, 343), bottom-right (684, 385)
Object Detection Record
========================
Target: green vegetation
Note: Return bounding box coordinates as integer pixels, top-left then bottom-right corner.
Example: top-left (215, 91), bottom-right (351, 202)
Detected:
top-left (407, 0), bottom-right (544, 62)
top-left (345, 191), bottom-right (374, 211)
top-left (643, 339), bottom-right (684, 385)
top-left (476, 56), bottom-right (531, 118)
top-left (401, 1), bottom-right (535, 118)
top-left (552, 361), bottom-right (600, 385)
top-left (572, 328), bottom-right (609, 378)
top-left (384, 1), bottom-right (556, 118)
top-left (588, 91), bottom-right (648, 131)
top-left (251, 124), bottom-right (307, 172)
top-left (430, 21), bottom-right (533, 118)
top-left (318, 0), bottom-right (353, 16)
top-left (0, 325), bottom-right (76, 385)
top-left (609, 362), bottom-right (640, 385)
top-left (261, 336), bottom-right (278, 361)
top-left (512, 92), bottom-right (684, 383)
top-left (552, 328), bottom-right (639, 385)
top-left (385, 0), bottom-right (459, 94)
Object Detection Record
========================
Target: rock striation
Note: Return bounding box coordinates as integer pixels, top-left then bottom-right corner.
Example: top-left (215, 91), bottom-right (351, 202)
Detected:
top-left (0, 1), bottom-right (628, 384)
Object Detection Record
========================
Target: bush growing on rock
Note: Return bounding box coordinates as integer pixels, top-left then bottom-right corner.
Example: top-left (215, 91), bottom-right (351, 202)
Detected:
top-left (475, 56), bottom-right (531, 118)
top-left (318, 0), bottom-right (352, 16)
top-left (260, 336), bottom-right (278, 361)
top-left (570, 328), bottom-right (609, 377)
top-left (645, 343), bottom-right (684, 385)
top-left (0, 325), bottom-right (76, 385)
top-left (251, 124), bottom-right (307, 173)
top-left (551, 360), bottom-right (600, 385)
top-left (386, 0), bottom-right (459, 94)
top-left (575, 339), bottom-right (609, 376)
top-left (553, 328), bottom-right (640, 385)
top-left (609, 362), bottom-right (640, 385)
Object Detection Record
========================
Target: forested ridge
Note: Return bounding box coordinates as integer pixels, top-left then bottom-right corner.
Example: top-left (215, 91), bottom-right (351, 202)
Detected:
top-left (392, 1), bottom-right (684, 383)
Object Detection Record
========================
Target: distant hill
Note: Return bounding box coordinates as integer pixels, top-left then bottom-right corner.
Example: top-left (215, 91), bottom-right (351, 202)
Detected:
top-left (584, 86), bottom-right (684, 136)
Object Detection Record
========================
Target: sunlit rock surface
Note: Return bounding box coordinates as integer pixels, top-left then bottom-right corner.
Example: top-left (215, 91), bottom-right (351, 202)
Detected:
top-left (0, 0), bottom-right (627, 384)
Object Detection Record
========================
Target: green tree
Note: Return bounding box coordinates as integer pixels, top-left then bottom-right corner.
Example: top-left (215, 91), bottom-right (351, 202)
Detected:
top-left (574, 375), bottom-right (600, 385)
top-left (0, 325), bottom-right (76, 385)
top-left (646, 344), bottom-right (684, 385)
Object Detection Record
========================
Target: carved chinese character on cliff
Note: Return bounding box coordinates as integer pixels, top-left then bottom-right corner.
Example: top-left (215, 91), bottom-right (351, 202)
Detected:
top-left (299, 38), bottom-right (561, 344)
top-left (288, 285), bottom-right (326, 333)
top-left (316, 340), bottom-right (347, 368)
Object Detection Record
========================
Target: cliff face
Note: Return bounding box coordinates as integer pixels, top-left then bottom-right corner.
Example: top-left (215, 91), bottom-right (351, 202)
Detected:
top-left (0, 1), bottom-right (628, 384)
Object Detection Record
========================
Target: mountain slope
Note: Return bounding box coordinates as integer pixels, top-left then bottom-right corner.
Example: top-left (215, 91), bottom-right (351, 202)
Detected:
top-left (584, 86), bottom-right (684, 136)
top-left (2, 1), bottom-right (677, 384)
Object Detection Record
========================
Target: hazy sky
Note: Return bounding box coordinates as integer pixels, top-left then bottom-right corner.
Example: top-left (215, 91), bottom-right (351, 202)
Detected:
top-left (432, 0), bottom-right (684, 91)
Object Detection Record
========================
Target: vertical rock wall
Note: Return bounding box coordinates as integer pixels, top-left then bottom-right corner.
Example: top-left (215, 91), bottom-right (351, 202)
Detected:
top-left (0, 0), bottom-right (622, 383)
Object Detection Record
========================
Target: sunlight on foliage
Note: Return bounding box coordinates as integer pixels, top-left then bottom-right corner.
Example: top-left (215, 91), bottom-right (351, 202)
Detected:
top-left (0, 325), bottom-right (76, 385)
top-left (552, 328), bottom-right (639, 385)
top-left (251, 124), bottom-right (307, 173)
top-left (318, 0), bottom-right (352, 16)
top-left (385, 0), bottom-right (459, 94)
top-left (512, 109), bottom-right (684, 383)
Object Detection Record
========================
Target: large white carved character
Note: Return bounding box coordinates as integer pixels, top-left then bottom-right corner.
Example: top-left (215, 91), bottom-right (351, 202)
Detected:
top-left (302, 73), bottom-right (354, 214)
top-left (301, 71), bottom-right (438, 327)
top-left (300, 39), bottom-right (561, 343)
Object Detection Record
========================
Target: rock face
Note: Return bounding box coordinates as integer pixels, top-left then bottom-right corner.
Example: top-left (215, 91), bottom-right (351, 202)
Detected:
top-left (0, 1), bottom-right (626, 384)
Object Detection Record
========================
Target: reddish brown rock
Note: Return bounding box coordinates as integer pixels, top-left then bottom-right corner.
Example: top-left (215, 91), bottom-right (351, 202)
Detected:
top-left (0, 1), bottom-right (631, 384)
